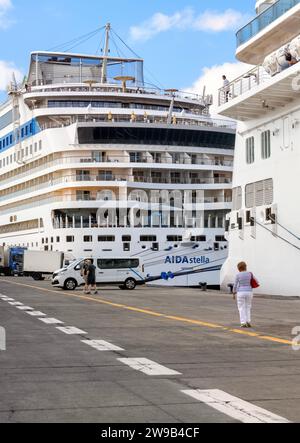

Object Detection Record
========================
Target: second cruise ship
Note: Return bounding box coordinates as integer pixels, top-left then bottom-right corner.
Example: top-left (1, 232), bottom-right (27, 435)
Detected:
top-left (219, 0), bottom-right (300, 295)
top-left (0, 25), bottom-right (235, 286)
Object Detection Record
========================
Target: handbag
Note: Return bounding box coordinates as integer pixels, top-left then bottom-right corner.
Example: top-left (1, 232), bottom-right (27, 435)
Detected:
top-left (251, 273), bottom-right (260, 289)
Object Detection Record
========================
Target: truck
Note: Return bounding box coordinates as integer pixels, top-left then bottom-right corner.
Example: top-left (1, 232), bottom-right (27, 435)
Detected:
top-left (23, 251), bottom-right (65, 281)
top-left (0, 247), bottom-right (26, 276)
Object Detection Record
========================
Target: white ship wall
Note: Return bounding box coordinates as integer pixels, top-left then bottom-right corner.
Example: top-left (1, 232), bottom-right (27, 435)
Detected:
top-left (221, 102), bottom-right (300, 296)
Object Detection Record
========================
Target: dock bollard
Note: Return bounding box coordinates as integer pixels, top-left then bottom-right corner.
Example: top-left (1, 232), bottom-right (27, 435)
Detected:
top-left (199, 282), bottom-right (207, 292)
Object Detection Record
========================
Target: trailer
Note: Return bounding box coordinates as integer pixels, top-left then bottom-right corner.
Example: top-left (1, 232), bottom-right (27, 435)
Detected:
top-left (23, 251), bottom-right (65, 281)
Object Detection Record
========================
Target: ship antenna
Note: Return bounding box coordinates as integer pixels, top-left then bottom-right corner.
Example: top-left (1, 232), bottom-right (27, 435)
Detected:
top-left (101, 23), bottom-right (111, 84)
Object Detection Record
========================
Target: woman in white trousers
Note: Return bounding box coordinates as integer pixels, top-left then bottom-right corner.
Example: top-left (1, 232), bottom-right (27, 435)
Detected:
top-left (233, 262), bottom-right (259, 328)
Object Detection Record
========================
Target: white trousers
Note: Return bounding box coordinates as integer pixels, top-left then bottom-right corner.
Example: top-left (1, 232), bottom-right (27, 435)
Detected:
top-left (237, 291), bottom-right (253, 325)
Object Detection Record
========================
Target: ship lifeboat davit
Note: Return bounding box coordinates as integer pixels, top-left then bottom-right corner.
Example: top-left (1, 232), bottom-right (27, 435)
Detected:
top-left (263, 51), bottom-right (278, 76)
top-left (289, 35), bottom-right (300, 61)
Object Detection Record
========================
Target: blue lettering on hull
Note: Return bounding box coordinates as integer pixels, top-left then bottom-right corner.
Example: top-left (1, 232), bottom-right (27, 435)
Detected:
top-left (165, 256), bottom-right (210, 265)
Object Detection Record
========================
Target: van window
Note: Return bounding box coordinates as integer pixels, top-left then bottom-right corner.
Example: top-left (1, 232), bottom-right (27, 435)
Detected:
top-left (97, 259), bottom-right (140, 269)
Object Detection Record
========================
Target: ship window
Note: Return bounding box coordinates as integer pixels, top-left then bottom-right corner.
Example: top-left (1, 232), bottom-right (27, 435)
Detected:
top-left (167, 236), bottom-right (183, 242)
top-left (191, 236), bottom-right (207, 242)
top-left (66, 236), bottom-right (75, 243)
top-left (246, 137), bottom-right (255, 164)
top-left (216, 236), bottom-right (226, 242)
top-left (140, 236), bottom-right (157, 242)
top-left (78, 127), bottom-right (235, 150)
top-left (98, 236), bottom-right (115, 242)
top-left (122, 236), bottom-right (131, 242)
top-left (261, 130), bottom-right (271, 159)
top-left (123, 243), bottom-right (131, 252)
top-left (84, 236), bottom-right (93, 242)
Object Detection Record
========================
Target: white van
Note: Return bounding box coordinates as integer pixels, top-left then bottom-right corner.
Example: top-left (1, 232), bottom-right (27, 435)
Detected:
top-left (52, 257), bottom-right (145, 291)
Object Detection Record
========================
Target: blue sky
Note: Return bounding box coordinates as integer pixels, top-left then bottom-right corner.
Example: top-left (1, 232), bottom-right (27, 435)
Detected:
top-left (0, 0), bottom-right (254, 102)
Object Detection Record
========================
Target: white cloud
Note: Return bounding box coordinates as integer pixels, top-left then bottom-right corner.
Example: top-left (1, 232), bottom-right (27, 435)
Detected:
top-left (194, 9), bottom-right (248, 32)
top-left (186, 62), bottom-right (252, 118)
top-left (130, 8), bottom-right (249, 42)
top-left (0, 60), bottom-right (23, 91)
top-left (0, 0), bottom-right (13, 29)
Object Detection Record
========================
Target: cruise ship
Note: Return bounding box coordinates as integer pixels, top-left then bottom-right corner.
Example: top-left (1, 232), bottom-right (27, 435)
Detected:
top-left (0, 24), bottom-right (235, 287)
top-left (219, 0), bottom-right (300, 295)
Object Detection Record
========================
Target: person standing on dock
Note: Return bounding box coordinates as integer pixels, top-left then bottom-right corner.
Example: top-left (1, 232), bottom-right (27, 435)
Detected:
top-left (86, 260), bottom-right (98, 295)
top-left (233, 262), bottom-right (259, 328)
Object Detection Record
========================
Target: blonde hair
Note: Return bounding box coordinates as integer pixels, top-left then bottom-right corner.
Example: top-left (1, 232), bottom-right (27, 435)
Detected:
top-left (237, 261), bottom-right (247, 272)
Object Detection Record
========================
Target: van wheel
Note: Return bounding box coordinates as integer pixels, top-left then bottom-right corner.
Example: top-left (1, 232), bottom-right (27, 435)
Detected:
top-left (124, 278), bottom-right (136, 290)
top-left (64, 278), bottom-right (77, 291)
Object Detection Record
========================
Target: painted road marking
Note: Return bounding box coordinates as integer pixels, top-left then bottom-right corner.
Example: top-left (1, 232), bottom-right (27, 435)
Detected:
top-left (56, 326), bottom-right (87, 335)
top-left (27, 311), bottom-right (47, 317)
top-left (0, 279), bottom-right (294, 347)
top-left (1, 297), bottom-right (15, 302)
top-left (8, 302), bottom-right (23, 306)
top-left (82, 340), bottom-right (124, 352)
top-left (16, 306), bottom-right (34, 311)
top-left (118, 358), bottom-right (181, 376)
top-left (39, 318), bottom-right (64, 325)
top-left (182, 389), bottom-right (290, 424)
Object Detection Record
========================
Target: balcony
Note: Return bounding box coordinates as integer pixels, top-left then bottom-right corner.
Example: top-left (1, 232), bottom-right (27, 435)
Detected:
top-left (0, 174), bottom-right (232, 205)
top-left (218, 62), bottom-right (300, 120)
top-left (38, 114), bottom-right (236, 132)
top-left (236, 0), bottom-right (300, 64)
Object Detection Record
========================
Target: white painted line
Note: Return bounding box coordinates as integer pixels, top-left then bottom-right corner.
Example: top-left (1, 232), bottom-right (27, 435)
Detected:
top-left (8, 302), bottom-right (23, 306)
top-left (2, 298), bottom-right (15, 302)
top-left (56, 326), bottom-right (87, 335)
top-left (16, 306), bottom-right (34, 311)
top-left (82, 340), bottom-right (124, 352)
top-left (27, 311), bottom-right (47, 317)
top-left (39, 318), bottom-right (64, 325)
top-left (181, 389), bottom-right (290, 424)
top-left (118, 358), bottom-right (181, 376)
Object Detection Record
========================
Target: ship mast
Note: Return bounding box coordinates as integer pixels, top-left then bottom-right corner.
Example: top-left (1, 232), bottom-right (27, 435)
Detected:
top-left (101, 23), bottom-right (111, 84)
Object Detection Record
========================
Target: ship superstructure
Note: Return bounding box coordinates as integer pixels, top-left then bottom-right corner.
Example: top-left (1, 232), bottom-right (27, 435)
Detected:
top-left (219, 0), bottom-right (300, 295)
top-left (0, 25), bottom-right (235, 286)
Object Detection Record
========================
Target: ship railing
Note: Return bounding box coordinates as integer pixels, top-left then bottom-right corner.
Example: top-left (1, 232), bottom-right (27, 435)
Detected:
top-left (0, 157), bottom-right (233, 188)
top-left (0, 175), bottom-right (232, 203)
top-left (39, 115), bottom-right (236, 130)
top-left (24, 82), bottom-right (207, 104)
top-left (218, 65), bottom-right (271, 106)
top-left (52, 214), bottom-right (226, 230)
top-left (236, 0), bottom-right (300, 47)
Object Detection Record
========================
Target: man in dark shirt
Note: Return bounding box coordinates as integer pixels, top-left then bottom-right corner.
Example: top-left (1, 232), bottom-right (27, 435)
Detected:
top-left (81, 259), bottom-right (89, 294)
top-left (86, 260), bottom-right (98, 295)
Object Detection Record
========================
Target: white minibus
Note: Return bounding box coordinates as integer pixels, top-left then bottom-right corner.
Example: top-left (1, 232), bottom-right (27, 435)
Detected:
top-left (52, 257), bottom-right (145, 291)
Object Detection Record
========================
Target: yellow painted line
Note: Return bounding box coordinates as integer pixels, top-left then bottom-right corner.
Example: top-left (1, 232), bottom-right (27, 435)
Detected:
top-left (230, 329), bottom-right (260, 337)
top-left (0, 279), bottom-right (293, 346)
top-left (165, 315), bottom-right (225, 329)
top-left (259, 336), bottom-right (293, 345)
